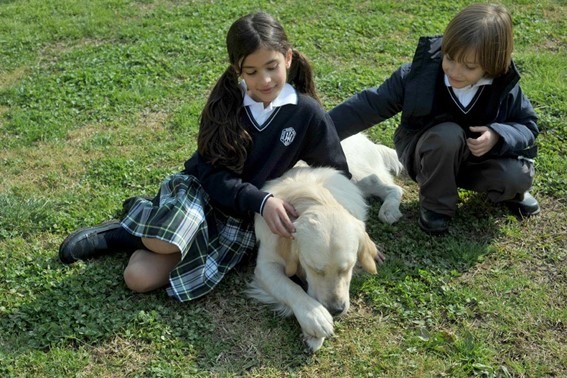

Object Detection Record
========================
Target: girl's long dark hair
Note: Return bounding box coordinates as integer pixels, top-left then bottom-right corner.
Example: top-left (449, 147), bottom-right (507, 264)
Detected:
top-left (198, 12), bottom-right (319, 173)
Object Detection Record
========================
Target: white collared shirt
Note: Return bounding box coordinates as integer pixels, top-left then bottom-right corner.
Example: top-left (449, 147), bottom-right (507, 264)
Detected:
top-left (444, 75), bottom-right (493, 108)
top-left (241, 82), bottom-right (298, 126)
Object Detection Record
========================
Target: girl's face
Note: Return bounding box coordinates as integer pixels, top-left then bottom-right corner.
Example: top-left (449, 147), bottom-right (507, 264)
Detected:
top-left (442, 49), bottom-right (486, 89)
top-left (238, 47), bottom-right (292, 107)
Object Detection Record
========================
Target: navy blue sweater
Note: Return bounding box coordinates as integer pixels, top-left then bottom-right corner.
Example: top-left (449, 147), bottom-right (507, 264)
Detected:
top-left (184, 93), bottom-right (350, 218)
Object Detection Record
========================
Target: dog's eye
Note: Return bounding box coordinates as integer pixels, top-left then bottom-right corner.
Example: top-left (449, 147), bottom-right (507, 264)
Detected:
top-left (313, 269), bottom-right (325, 277)
top-left (337, 264), bottom-right (355, 275)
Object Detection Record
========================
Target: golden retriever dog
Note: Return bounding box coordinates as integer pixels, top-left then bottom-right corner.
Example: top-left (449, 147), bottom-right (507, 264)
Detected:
top-left (248, 133), bottom-right (403, 352)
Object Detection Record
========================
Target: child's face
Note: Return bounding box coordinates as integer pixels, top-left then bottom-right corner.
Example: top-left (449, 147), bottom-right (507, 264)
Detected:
top-left (238, 47), bottom-right (292, 107)
top-left (442, 49), bottom-right (485, 89)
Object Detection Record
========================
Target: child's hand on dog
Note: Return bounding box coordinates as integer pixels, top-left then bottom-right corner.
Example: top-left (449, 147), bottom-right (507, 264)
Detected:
top-left (262, 196), bottom-right (298, 239)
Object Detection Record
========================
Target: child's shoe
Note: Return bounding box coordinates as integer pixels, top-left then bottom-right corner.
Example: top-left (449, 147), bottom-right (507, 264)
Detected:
top-left (418, 208), bottom-right (451, 235)
top-left (59, 220), bottom-right (138, 264)
top-left (505, 192), bottom-right (541, 217)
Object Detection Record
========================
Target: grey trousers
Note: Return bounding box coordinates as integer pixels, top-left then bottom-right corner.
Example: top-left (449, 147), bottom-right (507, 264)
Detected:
top-left (411, 122), bottom-right (535, 217)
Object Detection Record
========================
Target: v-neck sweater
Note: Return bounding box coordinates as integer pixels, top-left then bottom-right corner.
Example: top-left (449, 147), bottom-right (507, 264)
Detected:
top-left (184, 93), bottom-right (350, 218)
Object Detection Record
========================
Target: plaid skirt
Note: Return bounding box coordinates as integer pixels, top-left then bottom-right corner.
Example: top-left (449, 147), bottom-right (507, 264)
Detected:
top-left (120, 173), bottom-right (256, 302)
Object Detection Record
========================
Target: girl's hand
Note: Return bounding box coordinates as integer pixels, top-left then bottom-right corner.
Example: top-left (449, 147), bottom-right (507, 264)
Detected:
top-left (262, 196), bottom-right (298, 239)
top-left (467, 126), bottom-right (499, 157)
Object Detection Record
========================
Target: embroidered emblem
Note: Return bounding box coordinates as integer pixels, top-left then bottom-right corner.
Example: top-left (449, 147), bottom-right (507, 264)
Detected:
top-left (280, 127), bottom-right (296, 146)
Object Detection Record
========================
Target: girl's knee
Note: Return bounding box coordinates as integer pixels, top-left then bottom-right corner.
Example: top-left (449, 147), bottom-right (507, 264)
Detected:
top-left (123, 250), bottom-right (176, 293)
top-left (123, 263), bottom-right (155, 293)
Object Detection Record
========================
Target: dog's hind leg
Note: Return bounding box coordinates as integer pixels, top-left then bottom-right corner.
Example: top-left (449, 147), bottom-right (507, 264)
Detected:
top-left (356, 174), bottom-right (403, 224)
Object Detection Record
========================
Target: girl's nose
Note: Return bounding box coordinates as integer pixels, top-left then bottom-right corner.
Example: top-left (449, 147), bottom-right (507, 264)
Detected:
top-left (261, 72), bottom-right (271, 83)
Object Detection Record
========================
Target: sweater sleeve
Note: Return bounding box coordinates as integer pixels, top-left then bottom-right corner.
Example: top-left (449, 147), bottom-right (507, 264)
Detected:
top-left (300, 102), bottom-right (351, 178)
top-left (329, 65), bottom-right (407, 140)
top-left (195, 153), bottom-right (271, 216)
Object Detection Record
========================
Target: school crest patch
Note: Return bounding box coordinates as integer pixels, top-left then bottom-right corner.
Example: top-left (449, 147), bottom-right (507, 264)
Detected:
top-left (280, 127), bottom-right (296, 146)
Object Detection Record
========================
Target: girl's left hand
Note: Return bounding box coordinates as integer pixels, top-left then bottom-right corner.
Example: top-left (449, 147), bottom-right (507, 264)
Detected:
top-left (466, 126), bottom-right (499, 157)
top-left (262, 196), bottom-right (298, 239)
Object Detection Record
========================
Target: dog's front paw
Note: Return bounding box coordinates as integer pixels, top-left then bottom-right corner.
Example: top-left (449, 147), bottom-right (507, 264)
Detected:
top-left (295, 302), bottom-right (334, 341)
top-left (303, 333), bottom-right (325, 353)
top-left (378, 204), bottom-right (402, 224)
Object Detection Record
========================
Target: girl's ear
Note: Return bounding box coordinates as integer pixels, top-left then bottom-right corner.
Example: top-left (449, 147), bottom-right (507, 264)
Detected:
top-left (232, 64), bottom-right (241, 77)
top-left (285, 48), bottom-right (292, 69)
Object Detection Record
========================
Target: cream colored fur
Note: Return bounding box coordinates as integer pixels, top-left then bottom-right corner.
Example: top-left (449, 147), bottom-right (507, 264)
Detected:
top-left (248, 133), bottom-right (402, 352)
top-left (341, 133), bottom-right (404, 223)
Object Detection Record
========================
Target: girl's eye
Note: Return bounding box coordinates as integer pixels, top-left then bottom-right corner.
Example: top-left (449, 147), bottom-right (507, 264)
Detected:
top-left (267, 64), bottom-right (278, 71)
top-left (244, 71), bottom-right (256, 76)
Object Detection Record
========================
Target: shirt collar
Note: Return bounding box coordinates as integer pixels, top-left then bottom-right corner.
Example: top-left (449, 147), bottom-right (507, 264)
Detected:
top-left (444, 74), bottom-right (493, 89)
top-left (241, 82), bottom-right (298, 109)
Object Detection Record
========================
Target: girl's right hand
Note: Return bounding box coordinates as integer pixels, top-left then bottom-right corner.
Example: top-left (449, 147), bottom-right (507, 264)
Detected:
top-left (262, 196), bottom-right (298, 239)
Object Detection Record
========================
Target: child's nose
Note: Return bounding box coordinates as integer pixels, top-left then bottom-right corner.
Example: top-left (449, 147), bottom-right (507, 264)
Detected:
top-left (261, 72), bottom-right (271, 83)
top-left (451, 63), bottom-right (464, 77)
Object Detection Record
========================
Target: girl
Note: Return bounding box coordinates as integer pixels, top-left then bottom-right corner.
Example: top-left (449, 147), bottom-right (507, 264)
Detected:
top-left (59, 12), bottom-right (350, 301)
top-left (329, 3), bottom-right (539, 234)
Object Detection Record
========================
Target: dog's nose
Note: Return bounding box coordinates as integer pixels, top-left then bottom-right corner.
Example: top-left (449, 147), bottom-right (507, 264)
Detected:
top-left (328, 303), bottom-right (346, 317)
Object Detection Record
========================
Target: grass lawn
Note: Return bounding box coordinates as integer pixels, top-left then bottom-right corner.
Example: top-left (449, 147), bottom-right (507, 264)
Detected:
top-left (1, 0), bottom-right (565, 377)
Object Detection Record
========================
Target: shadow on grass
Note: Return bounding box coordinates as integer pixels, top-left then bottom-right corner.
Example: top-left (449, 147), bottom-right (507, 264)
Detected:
top-left (368, 190), bottom-right (508, 274)
top-left (354, 190), bottom-right (514, 323)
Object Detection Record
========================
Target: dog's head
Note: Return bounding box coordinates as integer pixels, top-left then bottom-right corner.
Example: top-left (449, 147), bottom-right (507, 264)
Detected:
top-left (277, 204), bottom-right (381, 317)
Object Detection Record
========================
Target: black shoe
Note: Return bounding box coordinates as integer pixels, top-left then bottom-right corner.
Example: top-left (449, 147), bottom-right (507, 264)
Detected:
top-left (418, 208), bottom-right (450, 235)
top-left (505, 192), bottom-right (541, 217)
top-left (59, 220), bottom-right (123, 264)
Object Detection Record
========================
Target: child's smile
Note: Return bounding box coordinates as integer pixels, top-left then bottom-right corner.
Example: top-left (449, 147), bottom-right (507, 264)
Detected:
top-left (442, 50), bottom-right (486, 88)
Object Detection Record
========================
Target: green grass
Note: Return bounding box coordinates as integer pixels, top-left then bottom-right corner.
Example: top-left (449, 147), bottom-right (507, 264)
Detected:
top-left (1, 0), bottom-right (566, 377)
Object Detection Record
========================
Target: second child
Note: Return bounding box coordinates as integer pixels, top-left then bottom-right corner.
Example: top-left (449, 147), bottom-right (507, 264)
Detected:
top-left (330, 3), bottom-right (539, 234)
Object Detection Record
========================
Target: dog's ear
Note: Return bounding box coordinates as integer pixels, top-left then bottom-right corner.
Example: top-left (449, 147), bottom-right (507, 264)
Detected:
top-left (276, 237), bottom-right (299, 276)
top-left (357, 232), bottom-right (381, 274)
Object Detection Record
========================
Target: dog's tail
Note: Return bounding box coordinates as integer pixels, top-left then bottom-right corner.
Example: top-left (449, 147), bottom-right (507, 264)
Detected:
top-left (374, 144), bottom-right (404, 176)
top-left (246, 279), bottom-right (294, 318)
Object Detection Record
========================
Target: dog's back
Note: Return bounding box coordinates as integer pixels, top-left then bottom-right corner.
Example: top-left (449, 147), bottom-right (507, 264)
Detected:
top-left (262, 166), bottom-right (368, 221)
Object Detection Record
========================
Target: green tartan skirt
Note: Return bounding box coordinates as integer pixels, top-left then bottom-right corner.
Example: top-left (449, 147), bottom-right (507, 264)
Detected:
top-left (121, 173), bottom-right (256, 301)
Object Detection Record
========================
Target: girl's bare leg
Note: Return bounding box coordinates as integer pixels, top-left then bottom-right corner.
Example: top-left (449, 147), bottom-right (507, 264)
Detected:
top-left (123, 239), bottom-right (181, 293)
top-left (141, 237), bottom-right (180, 254)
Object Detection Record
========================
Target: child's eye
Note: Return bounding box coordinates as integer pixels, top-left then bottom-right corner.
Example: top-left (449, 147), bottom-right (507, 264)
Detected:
top-left (244, 70), bottom-right (256, 76)
top-left (267, 64), bottom-right (279, 71)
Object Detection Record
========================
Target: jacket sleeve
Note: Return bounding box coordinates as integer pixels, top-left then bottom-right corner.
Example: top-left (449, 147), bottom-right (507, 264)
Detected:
top-left (195, 153), bottom-right (271, 216)
top-left (488, 84), bottom-right (539, 158)
top-left (329, 64), bottom-right (407, 140)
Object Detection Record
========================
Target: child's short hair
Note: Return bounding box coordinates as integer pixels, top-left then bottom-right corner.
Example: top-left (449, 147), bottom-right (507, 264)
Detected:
top-left (441, 3), bottom-right (513, 78)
